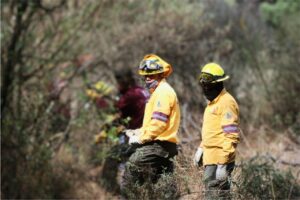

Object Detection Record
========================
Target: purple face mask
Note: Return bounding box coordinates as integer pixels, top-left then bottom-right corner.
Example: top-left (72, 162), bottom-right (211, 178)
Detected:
top-left (145, 79), bottom-right (159, 90)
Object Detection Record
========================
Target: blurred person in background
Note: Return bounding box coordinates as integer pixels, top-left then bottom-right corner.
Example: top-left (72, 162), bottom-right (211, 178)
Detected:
top-left (99, 68), bottom-right (149, 193)
top-left (193, 63), bottom-right (240, 199)
top-left (114, 69), bottom-right (149, 131)
top-left (123, 54), bottom-right (180, 196)
top-left (47, 66), bottom-right (71, 133)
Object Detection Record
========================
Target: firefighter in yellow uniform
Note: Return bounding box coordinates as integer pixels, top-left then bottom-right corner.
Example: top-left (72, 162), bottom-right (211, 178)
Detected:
top-left (123, 54), bottom-right (180, 195)
top-left (193, 63), bottom-right (240, 199)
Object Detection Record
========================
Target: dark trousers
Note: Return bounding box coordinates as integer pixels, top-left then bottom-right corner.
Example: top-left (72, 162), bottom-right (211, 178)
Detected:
top-left (123, 141), bottom-right (178, 189)
top-left (203, 162), bottom-right (235, 199)
top-left (100, 142), bottom-right (132, 193)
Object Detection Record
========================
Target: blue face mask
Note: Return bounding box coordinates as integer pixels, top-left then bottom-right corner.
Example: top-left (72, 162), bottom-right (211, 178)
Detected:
top-left (146, 80), bottom-right (159, 89)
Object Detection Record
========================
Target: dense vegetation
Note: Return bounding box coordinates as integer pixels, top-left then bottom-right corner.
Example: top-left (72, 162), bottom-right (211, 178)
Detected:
top-left (1, 0), bottom-right (300, 199)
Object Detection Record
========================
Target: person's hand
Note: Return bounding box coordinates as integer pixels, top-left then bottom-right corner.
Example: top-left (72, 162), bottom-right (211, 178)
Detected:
top-left (193, 147), bottom-right (203, 166)
top-left (216, 164), bottom-right (228, 180)
top-left (125, 129), bottom-right (142, 144)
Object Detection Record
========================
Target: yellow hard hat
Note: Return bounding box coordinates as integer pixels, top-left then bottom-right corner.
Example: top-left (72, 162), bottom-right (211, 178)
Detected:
top-left (86, 89), bottom-right (100, 99)
top-left (138, 54), bottom-right (173, 77)
top-left (198, 62), bottom-right (229, 83)
top-left (93, 81), bottom-right (113, 95)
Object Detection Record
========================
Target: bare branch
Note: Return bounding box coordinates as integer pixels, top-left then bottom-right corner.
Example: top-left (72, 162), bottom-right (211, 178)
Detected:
top-left (36, 0), bottom-right (66, 13)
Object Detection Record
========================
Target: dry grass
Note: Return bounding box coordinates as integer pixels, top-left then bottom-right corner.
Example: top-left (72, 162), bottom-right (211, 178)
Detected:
top-left (37, 108), bottom-right (300, 200)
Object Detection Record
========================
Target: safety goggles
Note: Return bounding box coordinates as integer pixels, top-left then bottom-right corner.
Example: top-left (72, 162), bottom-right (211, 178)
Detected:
top-left (198, 72), bottom-right (217, 84)
top-left (139, 59), bottom-right (163, 73)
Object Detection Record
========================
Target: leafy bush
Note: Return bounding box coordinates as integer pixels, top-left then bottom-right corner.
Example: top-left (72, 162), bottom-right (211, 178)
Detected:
top-left (1, 93), bottom-right (71, 199)
top-left (260, 0), bottom-right (300, 27)
top-left (123, 172), bottom-right (179, 200)
top-left (1, 0), bottom-right (106, 198)
top-left (235, 156), bottom-right (300, 199)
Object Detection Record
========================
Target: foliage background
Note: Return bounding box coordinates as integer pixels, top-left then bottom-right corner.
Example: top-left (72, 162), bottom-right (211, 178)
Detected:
top-left (1, 0), bottom-right (300, 199)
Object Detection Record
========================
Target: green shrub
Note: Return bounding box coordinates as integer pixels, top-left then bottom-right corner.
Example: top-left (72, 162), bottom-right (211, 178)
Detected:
top-left (123, 172), bottom-right (179, 200)
top-left (235, 156), bottom-right (300, 199)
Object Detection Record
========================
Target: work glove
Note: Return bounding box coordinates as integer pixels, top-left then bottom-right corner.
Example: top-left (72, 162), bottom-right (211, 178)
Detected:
top-left (193, 147), bottom-right (203, 166)
top-left (216, 164), bottom-right (228, 181)
top-left (125, 129), bottom-right (142, 144)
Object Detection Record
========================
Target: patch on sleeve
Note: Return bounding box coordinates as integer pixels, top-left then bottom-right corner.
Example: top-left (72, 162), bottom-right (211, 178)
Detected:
top-left (224, 111), bottom-right (233, 120)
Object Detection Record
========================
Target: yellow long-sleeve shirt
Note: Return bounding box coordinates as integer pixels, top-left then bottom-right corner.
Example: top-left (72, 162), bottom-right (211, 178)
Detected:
top-left (200, 89), bottom-right (240, 165)
top-left (140, 79), bottom-right (180, 144)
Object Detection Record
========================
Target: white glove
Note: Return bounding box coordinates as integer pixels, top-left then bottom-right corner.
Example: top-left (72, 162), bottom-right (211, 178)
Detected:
top-left (193, 147), bottom-right (203, 166)
top-left (125, 129), bottom-right (142, 144)
top-left (216, 164), bottom-right (228, 181)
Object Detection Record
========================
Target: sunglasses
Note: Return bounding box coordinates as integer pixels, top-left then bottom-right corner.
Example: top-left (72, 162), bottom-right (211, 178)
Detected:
top-left (139, 59), bottom-right (163, 72)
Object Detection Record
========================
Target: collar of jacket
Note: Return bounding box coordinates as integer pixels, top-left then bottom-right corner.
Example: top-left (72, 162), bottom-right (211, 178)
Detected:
top-left (208, 88), bottom-right (227, 105)
top-left (149, 78), bottom-right (166, 94)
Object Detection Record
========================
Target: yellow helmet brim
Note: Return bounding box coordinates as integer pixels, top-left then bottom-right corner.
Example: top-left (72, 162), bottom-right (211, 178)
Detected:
top-left (212, 75), bottom-right (230, 83)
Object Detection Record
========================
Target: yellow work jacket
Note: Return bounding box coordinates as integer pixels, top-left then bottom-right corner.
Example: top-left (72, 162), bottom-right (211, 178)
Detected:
top-left (140, 79), bottom-right (180, 144)
top-left (200, 89), bottom-right (240, 165)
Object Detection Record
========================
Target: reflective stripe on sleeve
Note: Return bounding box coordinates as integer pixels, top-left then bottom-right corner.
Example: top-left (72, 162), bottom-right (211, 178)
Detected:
top-left (151, 111), bottom-right (169, 122)
top-left (222, 124), bottom-right (239, 133)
